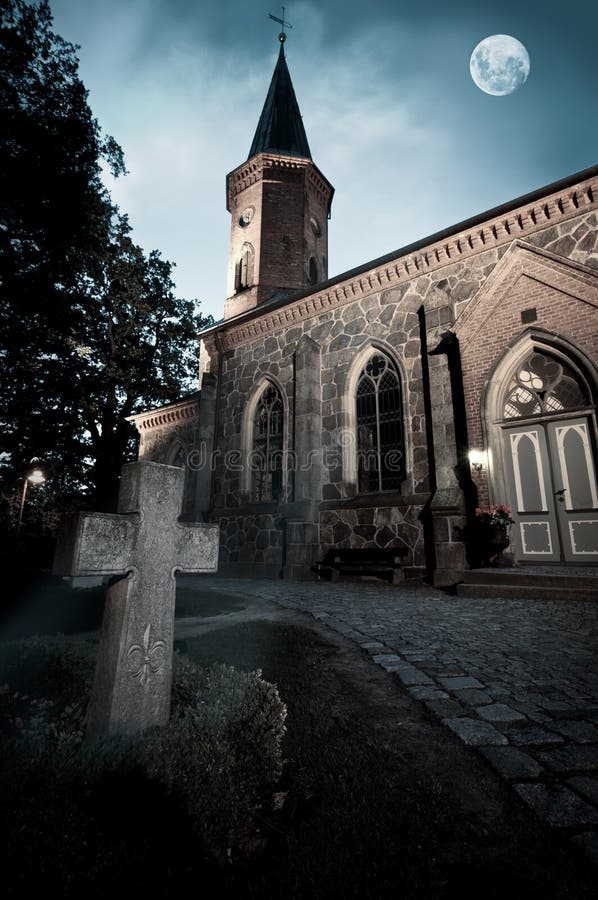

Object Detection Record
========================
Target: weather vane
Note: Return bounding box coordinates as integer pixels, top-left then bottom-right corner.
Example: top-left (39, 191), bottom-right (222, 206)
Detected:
top-left (268, 7), bottom-right (292, 43)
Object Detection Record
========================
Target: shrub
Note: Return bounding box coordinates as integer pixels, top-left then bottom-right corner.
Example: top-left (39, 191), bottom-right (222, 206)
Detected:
top-left (0, 634), bottom-right (95, 761)
top-left (145, 655), bottom-right (287, 851)
top-left (0, 633), bottom-right (287, 885)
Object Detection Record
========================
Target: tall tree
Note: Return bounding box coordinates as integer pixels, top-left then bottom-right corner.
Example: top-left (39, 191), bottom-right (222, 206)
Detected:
top-left (68, 205), bottom-right (206, 508)
top-left (0, 0), bottom-right (210, 517)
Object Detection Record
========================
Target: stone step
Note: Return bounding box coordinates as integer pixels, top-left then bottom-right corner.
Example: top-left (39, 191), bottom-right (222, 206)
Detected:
top-left (457, 582), bottom-right (598, 602)
top-left (460, 570), bottom-right (598, 590)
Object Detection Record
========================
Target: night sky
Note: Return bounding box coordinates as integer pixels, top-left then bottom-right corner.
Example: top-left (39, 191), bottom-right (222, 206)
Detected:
top-left (50, 0), bottom-right (598, 321)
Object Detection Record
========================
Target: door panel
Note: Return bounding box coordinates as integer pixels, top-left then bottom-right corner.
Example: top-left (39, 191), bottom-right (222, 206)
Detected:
top-left (547, 419), bottom-right (598, 562)
top-left (504, 426), bottom-right (561, 562)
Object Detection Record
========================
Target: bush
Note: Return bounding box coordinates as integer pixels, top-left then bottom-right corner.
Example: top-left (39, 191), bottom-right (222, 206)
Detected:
top-left (0, 634), bottom-right (95, 760)
top-left (146, 656), bottom-right (287, 851)
top-left (0, 634), bottom-right (287, 892)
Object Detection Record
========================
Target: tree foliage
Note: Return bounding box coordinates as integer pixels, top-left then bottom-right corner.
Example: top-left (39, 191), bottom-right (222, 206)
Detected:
top-left (0, 0), bottom-right (211, 517)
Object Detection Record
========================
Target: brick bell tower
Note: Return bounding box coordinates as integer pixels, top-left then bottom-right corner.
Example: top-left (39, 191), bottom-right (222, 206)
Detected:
top-left (224, 31), bottom-right (334, 320)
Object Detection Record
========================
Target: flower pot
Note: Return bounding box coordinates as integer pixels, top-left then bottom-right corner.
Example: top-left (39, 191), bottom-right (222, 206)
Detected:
top-left (461, 522), bottom-right (511, 568)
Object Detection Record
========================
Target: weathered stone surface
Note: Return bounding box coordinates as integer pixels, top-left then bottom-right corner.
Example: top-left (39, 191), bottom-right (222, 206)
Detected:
top-left (567, 775), bottom-right (598, 806)
top-left (500, 724), bottom-right (564, 746)
top-left (392, 665), bottom-right (434, 685)
top-left (552, 720), bottom-right (598, 744)
top-left (425, 699), bottom-right (467, 719)
top-left (54, 462), bottom-right (219, 738)
top-left (406, 685), bottom-right (450, 701)
top-left (514, 783), bottom-right (598, 828)
top-left (453, 689), bottom-right (493, 706)
top-left (439, 675), bottom-right (485, 691)
top-left (476, 703), bottom-right (527, 723)
top-left (442, 716), bottom-right (509, 746)
top-left (371, 653), bottom-right (401, 665)
top-left (534, 745), bottom-right (598, 774)
top-left (530, 225), bottom-right (560, 248)
top-left (479, 746), bottom-right (544, 779)
top-left (546, 235), bottom-right (576, 257)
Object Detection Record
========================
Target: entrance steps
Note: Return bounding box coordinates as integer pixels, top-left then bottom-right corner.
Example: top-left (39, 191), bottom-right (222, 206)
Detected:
top-left (456, 568), bottom-right (598, 601)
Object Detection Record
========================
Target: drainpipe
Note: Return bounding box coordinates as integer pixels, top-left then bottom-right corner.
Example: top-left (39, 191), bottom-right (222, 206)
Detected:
top-left (291, 350), bottom-right (297, 503)
top-left (429, 331), bottom-right (478, 523)
top-left (417, 305), bottom-right (437, 582)
top-left (208, 332), bottom-right (224, 519)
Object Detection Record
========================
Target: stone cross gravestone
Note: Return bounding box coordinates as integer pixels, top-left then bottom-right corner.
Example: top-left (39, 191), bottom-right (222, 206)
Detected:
top-left (53, 461), bottom-right (219, 738)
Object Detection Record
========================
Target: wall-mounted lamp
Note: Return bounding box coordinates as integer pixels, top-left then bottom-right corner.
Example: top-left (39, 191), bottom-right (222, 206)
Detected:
top-left (468, 448), bottom-right (485, 473)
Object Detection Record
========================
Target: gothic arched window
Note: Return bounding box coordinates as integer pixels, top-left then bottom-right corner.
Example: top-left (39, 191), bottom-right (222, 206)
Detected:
top-left (251, 383), bottom-right (284, 502)
top-left (356, 353), bottom-right (405, 492)
top-left (235, 243), bottom-right (254, 292)
top-left (502, 351), bottom-right (590, 420)
top-left (308, 256), bottom-right (318, 285)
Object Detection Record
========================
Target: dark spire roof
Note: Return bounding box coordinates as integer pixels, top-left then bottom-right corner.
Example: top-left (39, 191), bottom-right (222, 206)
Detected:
top-left (248, 43), bottom-right (311, 160)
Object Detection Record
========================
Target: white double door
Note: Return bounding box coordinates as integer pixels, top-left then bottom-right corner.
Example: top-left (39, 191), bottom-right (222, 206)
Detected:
top-left (504, 417), bottom-right (598, 563)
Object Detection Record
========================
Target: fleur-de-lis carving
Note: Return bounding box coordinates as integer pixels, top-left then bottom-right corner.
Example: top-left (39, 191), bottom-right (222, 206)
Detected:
top-left (128, 624), bottom-right (166, 686)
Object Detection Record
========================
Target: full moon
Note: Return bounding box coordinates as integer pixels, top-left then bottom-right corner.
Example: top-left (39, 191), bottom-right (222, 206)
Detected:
top-left (470, 35), bottom-right (530, 96)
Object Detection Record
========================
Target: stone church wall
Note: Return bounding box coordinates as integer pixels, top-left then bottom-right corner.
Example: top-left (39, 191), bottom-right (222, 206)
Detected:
top-left (131, 380), bottom-right (217, 522)
top-left (210, 244), bottom-right (506, 579)
top-left (209, 195), bottom-right (597, 581)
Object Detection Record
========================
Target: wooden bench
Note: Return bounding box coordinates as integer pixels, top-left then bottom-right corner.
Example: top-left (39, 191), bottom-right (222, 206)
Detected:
top-left (312, 547), bottom-right (408, 584)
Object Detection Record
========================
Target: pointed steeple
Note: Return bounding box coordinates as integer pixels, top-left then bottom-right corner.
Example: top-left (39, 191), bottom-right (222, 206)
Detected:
top-left (248, 43), bottom-right (311, 160)
top-left (223, 29), bottom-right (333, 319)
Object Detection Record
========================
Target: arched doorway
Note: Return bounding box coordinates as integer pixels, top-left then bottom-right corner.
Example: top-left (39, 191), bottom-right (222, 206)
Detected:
top-left (499, 349), bottom-right (598, 563)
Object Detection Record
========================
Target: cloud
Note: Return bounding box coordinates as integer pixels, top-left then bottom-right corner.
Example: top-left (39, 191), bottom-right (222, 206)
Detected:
top-left (51, 0), bottom-right (598, 321)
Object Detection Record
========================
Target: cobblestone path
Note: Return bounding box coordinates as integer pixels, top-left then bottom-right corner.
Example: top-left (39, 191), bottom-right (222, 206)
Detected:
top-left (182, 576), bottom-right (598, 862)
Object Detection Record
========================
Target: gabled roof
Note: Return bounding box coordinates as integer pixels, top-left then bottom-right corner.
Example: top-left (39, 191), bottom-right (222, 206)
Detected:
top-left (248, 43), bottom-right (311, 160)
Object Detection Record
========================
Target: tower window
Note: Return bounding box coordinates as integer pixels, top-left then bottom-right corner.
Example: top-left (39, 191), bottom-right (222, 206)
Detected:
top-left (356, 353), bottom-right (405, 492)
top-left (308, 256), bottom-right (318, 285)
top-left (251, 384), bottom-right (284, 502)
top-left (309, 216), bottom-right (321, 236)
top-left (235, 243), bottom-right (255, 292)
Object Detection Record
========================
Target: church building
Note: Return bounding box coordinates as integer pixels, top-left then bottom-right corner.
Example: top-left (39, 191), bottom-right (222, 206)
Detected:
top-left (129, 36), bottom-right (598, 584)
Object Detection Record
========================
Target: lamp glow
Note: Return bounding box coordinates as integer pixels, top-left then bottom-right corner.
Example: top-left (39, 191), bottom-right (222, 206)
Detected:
top-left (16, 458), bottom-right (46, 535)
top-left (468, 449), bottom-right (485, 473)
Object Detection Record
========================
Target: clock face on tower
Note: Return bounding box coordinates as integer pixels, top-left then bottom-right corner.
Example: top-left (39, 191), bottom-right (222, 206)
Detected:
top-left (239, 207), bottom-right (254, 227)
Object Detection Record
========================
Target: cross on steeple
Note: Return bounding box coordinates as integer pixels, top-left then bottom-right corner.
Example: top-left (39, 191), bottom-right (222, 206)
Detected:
top-left (268, 6), bottom-right (292, 43)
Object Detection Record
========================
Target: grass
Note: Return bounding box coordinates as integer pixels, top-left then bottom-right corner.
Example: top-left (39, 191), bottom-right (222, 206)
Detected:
top-left (0, 573), bottom-right (246, 640)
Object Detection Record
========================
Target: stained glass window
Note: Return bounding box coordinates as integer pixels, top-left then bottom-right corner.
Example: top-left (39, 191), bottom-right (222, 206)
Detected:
top-left (503, 351), bottom-right (589, 420)
top-left (356, 353), bottom-right (405, 492)
top-left (251, 384), bottom-right (284, 502)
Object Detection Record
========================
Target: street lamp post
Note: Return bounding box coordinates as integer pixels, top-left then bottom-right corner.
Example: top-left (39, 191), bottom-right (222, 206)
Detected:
top-left (16, 458), bottom-right (46, 536)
